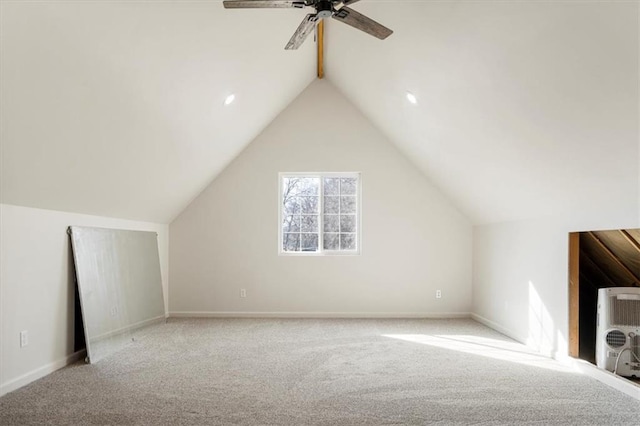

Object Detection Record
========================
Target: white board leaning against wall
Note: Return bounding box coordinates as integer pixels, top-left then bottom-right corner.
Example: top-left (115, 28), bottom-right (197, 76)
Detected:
top-left (69, 226), bottom-right (165, 363)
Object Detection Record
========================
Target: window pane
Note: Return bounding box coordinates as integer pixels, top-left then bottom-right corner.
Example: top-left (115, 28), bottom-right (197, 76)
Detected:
top-left (284, 177), bottom-right (319, 197)
top-left (340, 178), bottom-right (357, 195)
top-left (301, 233), bottom-right (318, 252)
top-left (324, 196), bottom-right (340, 214)
top-left (283, 233), bottom-right (300, 252)
top-left (300, 196), bottom-right (318, 214)
top-left (340, 196), bottom-right (356, 214)
top-left (298, 178), bottom-right (319, 196)
top-left (324, 215), bottom-right (339, 232)
top-left (340, 215), bottom-right (356, 233)
top-left (323, 233), bottom-right (339, 250)
top-left (282, 215), bottom-right (301, 233)
top-left (340, 233), bottom-right (356, 250)
top-left (324, 178), bottom-right (339, 195)
top-left (283, 178), bottom-right (301, 198)
top-left (301, 215), bottom-right (318, 232)
top-left (283, 197), bottom-right (300, 215)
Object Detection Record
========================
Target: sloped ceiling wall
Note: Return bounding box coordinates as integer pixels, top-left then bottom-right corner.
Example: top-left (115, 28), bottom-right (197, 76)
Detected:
top-left (1, 1), bottom-right (316, 223)
top-left (2, 1), bottom-right (638, 226)
top-left (327, 1), bottom-right (639, 224)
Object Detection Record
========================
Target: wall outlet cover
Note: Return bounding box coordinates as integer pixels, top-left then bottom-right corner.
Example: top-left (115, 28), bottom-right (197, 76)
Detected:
top-left (20, 330), bottom-right (28, 347)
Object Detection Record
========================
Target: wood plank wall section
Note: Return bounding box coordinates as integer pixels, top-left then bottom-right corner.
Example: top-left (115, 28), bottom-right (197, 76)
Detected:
top-left (619, 229), bottom-right (640, 257)
top-left (569, 232), bottom-right (580, 358)
top-left (587, 232), bottom-right (640, 286)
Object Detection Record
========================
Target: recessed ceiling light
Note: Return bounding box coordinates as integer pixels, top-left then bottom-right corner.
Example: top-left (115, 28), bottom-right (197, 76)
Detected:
top-left (224, 94), bottom-right (236, 106)
top-left (406, 92), bottom-right (418, 105)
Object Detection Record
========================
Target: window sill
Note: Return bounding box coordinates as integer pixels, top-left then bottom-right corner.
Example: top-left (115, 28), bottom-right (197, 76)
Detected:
top-left (278, 251), bottom-right (361, 257)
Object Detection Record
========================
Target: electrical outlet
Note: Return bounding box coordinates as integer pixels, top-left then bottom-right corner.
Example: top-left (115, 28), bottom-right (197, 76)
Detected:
top-left (240, 288), bottom-right (247, 298)
top-left (20, 330), bottom-right (28, 348)
top-left (436, 290), bottom-right (442, 299)
top-left (110, 306), bottom-right (118, 317)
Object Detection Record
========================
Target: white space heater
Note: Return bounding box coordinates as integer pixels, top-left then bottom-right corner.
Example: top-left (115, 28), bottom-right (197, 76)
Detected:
top-left (596, 287), bottom-right (640, 377)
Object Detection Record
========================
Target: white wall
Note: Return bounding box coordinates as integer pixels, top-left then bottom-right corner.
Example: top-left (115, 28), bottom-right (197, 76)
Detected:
top-left (472, 1), bottom-right (639, 359)
top-left (472, 210), bottom-right (640, 359)
top-left (0, 204), bottom-right (169, 395)
top-left (170, 80), bottom-right (472, 316)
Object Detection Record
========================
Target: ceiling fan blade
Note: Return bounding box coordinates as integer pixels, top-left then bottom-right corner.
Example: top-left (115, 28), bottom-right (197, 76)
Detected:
top-left (341, 0), bottom-right (361, 6)
top-left (332, 6), bottom-right (392, 40)
top-left (223, 1), bottom-right (306, 9)
top-left (285, 13), bottom-right (319, 50)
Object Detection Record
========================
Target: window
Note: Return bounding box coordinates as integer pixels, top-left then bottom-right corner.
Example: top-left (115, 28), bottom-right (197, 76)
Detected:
top-left (279, 173), bottom-right (360, 255)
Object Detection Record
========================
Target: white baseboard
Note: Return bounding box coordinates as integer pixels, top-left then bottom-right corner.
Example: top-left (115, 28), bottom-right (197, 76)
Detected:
top-left (470, 312), bottom-right (527, 344)
top-left (169, 311), bottom-right (472, 319)
top-left (470, 313), bottom-right (640, 400)
top-left (569, 358), bottom-right (640, 401)
top-left (0, 349), bottom-right (86, 397)
top-left (471, 313), bottom-right (561, 357)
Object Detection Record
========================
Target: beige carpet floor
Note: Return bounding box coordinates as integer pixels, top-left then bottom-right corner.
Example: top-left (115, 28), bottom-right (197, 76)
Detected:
top-left (1, 318), bottom-right (639, 425)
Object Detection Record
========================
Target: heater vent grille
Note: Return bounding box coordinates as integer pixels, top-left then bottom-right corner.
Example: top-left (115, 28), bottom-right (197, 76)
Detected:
top-left (597, 288), bottom-right (640, 376)
top-left (605, 330), bottom-right (626, 348)
top-left (609, 298), bottom-right (640, 326)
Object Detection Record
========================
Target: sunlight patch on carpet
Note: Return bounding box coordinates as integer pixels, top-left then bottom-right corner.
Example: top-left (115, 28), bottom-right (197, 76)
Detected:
top-left (382, 334), bottom-right (573, 373)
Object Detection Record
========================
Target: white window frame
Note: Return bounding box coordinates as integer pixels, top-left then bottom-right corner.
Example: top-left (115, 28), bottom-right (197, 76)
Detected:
top-left (278, 172), bottom-right (361, 256)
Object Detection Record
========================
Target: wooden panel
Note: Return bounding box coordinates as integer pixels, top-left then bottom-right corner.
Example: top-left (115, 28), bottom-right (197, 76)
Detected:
top-left (581, 233), bottom-right (636, 286)
top-left (588, 231), bottom-right (640, 286)
top-left (619, 230), bottom-right (640, 275)
top-left (593, 230), bottom-right (640, 279)
top-left (569, 232), bottom-right (579, 358)
top-left (223, 1), bottom-right (300, 8)
top-left (625, 228), bottom-right (640, 242)
top-left (332, 6), bottom-right (393, 40)
top-left (317, 19), bottom-right (324, 79)
top-left (285, 14), bottom-right (318, 50)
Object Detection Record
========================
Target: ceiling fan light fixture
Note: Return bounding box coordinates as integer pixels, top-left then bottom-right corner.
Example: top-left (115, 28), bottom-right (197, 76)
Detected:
top-left (224, 94), bottom-right (236, 106)
top-left (406, 92), bottom-right (418, 105)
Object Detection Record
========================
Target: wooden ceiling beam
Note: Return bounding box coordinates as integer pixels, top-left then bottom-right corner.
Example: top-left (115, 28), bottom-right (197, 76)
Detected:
top-left (317, 19), bottom-right (324, 79)
top-left (619, 229), bottom-right (640, 255)
top-left (587, 232), bottom-right (640, 286)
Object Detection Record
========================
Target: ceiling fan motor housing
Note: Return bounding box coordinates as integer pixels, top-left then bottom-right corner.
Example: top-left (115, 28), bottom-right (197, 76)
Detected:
top-left (316, 0), bottom-right (333, 18)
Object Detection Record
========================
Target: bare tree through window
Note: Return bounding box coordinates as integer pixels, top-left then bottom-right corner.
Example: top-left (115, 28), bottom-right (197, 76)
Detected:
top-left (280, 174), bottom-right (359, 254)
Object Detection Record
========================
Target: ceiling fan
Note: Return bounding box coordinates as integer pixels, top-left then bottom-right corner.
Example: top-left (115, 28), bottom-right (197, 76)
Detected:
top-left (222, 0), bottom-right (393, 50)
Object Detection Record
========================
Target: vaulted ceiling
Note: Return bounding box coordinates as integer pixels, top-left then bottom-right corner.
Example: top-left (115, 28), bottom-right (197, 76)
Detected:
top-left (2, 1), bottom-right (639, 224)
top-left (1, 1), bottom-right (316, 223)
